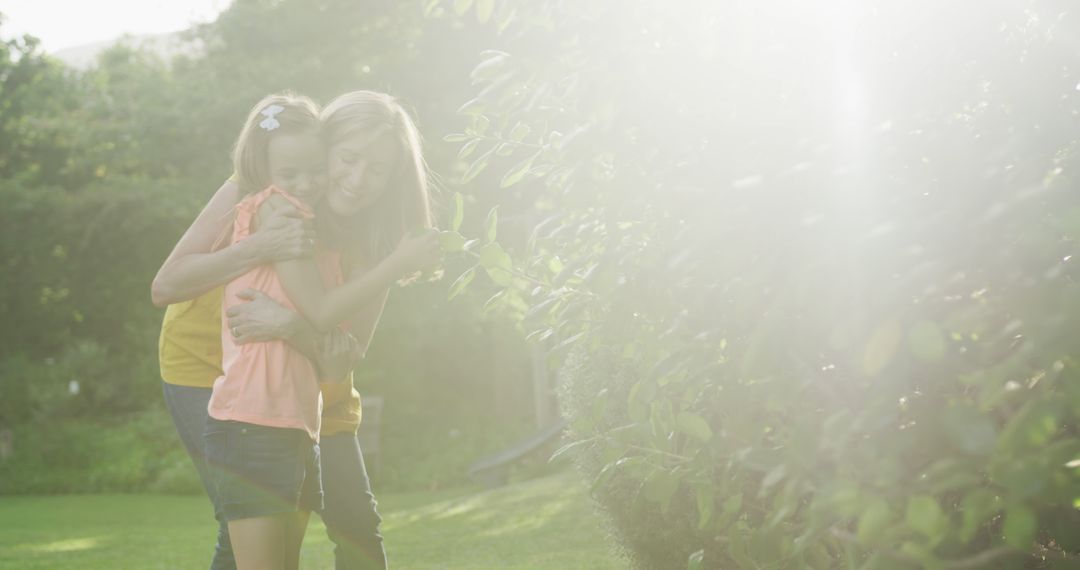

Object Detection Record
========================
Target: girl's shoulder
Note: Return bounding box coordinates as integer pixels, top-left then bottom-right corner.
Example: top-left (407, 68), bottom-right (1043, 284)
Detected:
top-left (233, 186), bottom-right (313, 239)
top-left (243, 186), bottom-right (314, 219)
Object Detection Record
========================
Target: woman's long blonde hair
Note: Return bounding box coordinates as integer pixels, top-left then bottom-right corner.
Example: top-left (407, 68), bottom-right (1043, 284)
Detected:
top-left (320, 91), bottom-right (433, 262)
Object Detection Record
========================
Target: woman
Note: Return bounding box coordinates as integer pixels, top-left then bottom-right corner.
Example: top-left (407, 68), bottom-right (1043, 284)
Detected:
top-left (153, 90), bottom-right (440, 570)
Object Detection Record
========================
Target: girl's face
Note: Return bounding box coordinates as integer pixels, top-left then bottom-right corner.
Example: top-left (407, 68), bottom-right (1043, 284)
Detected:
top-left (326, 130), bottom-right (401, 217)
top-left (266, 131), bottom-right (327, 205)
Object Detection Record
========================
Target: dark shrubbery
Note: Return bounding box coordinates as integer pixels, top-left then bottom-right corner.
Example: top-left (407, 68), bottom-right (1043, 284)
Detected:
top-left (558, 346), bottom-right (703, 569)
top-left (0, 409), bottom-right (197, 495)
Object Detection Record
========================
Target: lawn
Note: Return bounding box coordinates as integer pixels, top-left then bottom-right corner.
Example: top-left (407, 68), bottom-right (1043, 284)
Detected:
top-left (0, 471), bottom-right (625, 569)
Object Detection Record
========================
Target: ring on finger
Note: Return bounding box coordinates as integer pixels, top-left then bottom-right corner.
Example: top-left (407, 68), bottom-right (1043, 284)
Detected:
top-left (231, 326), bottom-right (241, 338)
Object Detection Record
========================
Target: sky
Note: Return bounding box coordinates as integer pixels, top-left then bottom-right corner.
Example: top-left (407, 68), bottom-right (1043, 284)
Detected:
top-left (1, 0), bottom-right (228, 52)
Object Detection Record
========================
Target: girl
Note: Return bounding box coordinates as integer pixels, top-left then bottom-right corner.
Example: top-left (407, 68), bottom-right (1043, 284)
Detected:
top-left (204, 92), bottom-right (338, 570)
top-left (154, 90), bottom-right (440, 570)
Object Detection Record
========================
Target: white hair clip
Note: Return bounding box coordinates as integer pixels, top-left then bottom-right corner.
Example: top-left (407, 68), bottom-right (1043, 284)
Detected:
top-left (259, 104), bottom-right (286, 131)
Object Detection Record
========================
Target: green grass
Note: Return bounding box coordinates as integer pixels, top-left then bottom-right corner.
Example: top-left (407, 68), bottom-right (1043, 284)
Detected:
top-left (0, 471), bottom-right (624, 569)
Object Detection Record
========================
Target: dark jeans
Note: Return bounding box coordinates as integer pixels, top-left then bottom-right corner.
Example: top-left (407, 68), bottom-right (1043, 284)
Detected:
top-left (321, 432), bottom-right (387, 570)
top-left (161, 382), bottom-right (235, 570)
top-left (162, 382), bottom-right (387, 570)
top-left (204, 417), bottom-right (324, 522)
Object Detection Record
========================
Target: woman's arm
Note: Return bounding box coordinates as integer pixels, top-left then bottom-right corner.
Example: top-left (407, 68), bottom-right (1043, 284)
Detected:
top-left (277, 233), bottom-right (436, 332)
top-left (259, 195), bottom-right (440, 332)
top-left (225, 288), bottom-right (355, 381)
top-left (150, 179), bottom-right (315, 307)
top-left (341, 264), bottom-right (391, 359)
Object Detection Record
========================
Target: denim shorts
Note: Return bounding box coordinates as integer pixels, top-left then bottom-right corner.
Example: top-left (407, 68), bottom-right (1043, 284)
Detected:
top-left (204, 417), bottom-right (323, 522)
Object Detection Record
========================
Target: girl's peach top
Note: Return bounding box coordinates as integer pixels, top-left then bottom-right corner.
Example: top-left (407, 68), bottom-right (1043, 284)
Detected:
top-left (207, 186), bottom-right (342, 441)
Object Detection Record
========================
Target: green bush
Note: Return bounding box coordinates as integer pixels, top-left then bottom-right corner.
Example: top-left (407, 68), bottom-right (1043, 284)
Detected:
top-left (439, 1), bottom-right (1080, 568)
top-left (558, 346), bottom-right (702, 569)
top-left (0, 409), bottom-right (197, 495)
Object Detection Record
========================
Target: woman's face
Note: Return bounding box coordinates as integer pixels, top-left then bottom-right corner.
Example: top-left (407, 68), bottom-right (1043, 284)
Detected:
top-left (325, 130), bottom-right (401, 217)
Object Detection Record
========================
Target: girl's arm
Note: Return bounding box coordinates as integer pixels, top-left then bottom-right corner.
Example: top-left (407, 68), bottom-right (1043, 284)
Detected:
top-left (153, 179), bottom-right (324, 372)
top-left (150, 179), bottom-right (316, 307)
top-left (258, 196), bottom-right (440, 333)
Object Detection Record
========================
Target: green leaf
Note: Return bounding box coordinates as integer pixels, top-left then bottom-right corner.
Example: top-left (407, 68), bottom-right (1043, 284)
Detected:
top-left (1003, 505), bottom-right (1036, 549)
top-left (905, 495), bottom-right (946, 538)
top-left (499, 153), bottom-right (536, 188)
top-left (457, 97), bottom-right (484, 116)
top-left (547, 256), bottom-right (564, 275)
top-left (551, 331), bottom-right (586, 353)
top-left (642, 468), bottom-right (680, 511)
top-left (549, 438), bottom-right (589, 463)
top-left (443, 133), bottom-right (468, 142)
top-left (469, 51), bottom-right (509, 82)
top-left (525, 327), bottom-right (554, 342)
top-left (989, 458), bottom-right (1047, 498)
top-left (591, 457), bottom-right (639, 493)
top-left (727, 528), bottom-right (754, 568)
top-left (899, 542), bottom-right (945, 570)
top-left (484, 206), bottom-right (498, 243)
top-left (999, 400), bottom-right (1062, 451)
top-left (461, 147), bottom-right (493, 184)
top-left (908, 320), bottom-right (947, 361)
top-left (863, 318), bottom-right (902, 376)
top-left (627, 379), bottom-right (655, 422)
top-left (942, 404), bottom-right (997, 455)
top-left (478, 242), bottom-right (512, 286)
top-left (482, 290), bottom-right (506, 312)
top-left (676, 412), bottom-right (713, 443)
top-left (959, 488), bottom-right (999, 542)
top-left (715, 493), bottom-right (743, 529)
top-left (457, 137), bottom-right (481, 160)
top-left (452, 192), bottom-right (464, 231)
top-left (438, 231), bottom-right (466, 253)
top-left (592, 461), bottom-right (617, 492)
top-left (591, 388), bottom-right (608, 424)
top-left (474, 115), bottom-right (490, 135)
top-left (509, 121), bottom-right (531, 141)
top-left (687, 549), bottom-right (705, 570)
top-left (857, 498), bottom-right (893, 545)
top-left (475, 0), bottom-right (494, 23)
top-left (524, 295), bottom-right (561, 319)
top-left (447, 267), bottom-right (476, 300)
top-left (453, 0), bottom-right (474, 15)
top-left (696, 485), bottom-right (715, 530)
top-left (761, 464), bottom-right (786, 492)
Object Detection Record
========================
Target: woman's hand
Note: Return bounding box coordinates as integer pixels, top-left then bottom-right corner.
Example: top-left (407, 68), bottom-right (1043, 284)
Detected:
top-left (249, 204), bottom-right (317, 263)
top-left (318, 330), bottom-right (362, 383)
top-left (226, 289), bottom-right (301, 344)
top-left (388, 230), bottom-right (442, 275)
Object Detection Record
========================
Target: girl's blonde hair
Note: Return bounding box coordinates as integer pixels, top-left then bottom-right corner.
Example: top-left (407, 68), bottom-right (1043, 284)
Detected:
top-left (232, 92), bottom-right (322, 195)
top-left (320, 91), bottom-right (434, 261)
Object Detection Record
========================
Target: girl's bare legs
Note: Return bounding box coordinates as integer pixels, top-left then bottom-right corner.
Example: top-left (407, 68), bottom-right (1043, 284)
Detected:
top-left (229, 514), bottom-right (288, 570)
top-left (228, 511), bottom-right (309, 570)
top-left (284, 511), bottom-right (311, 570)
